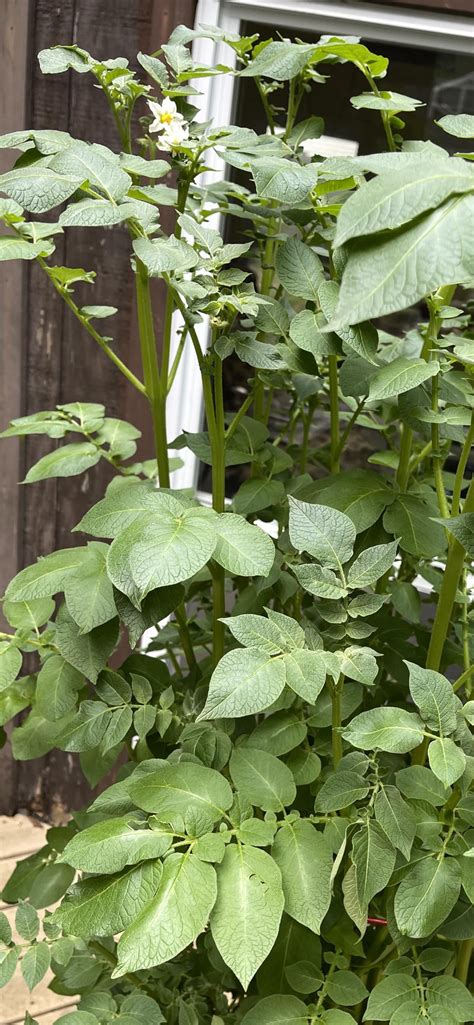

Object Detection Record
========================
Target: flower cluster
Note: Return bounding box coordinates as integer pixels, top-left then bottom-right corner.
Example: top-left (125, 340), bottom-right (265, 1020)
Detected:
top-left (147, 97), bottom-right (189, 151)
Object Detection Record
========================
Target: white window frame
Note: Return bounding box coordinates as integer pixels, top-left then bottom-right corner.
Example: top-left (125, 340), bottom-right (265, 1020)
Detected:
top-left (166, 0), bottom-right (474, 490)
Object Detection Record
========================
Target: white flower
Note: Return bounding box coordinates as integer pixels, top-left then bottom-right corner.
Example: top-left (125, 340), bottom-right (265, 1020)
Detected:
top-left (159, 121), bottom-right (190, 152)
top-left (147, 96), bottom-right (184, 134)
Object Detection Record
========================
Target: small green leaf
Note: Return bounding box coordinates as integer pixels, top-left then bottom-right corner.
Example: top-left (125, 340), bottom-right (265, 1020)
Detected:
top-left (276, 236), bottom-right (324, 301)
top-left (24, 442), bottom-right (101, 483)
top-left (272, 819), bottom-right (333, 935)
top-left (405, 661), bottom-right (457, 735)
top-left (241, 996), bottom-right (308, 1025)
top-left (282, 650), bottom-right (327, 703)
top-left (315, 771), bottom-right (370, 812)
top-left (21, 942), bottom-right (51, 991)
top-left (428, 737), bottom-right (466, 787)
top-left (288, 497), bottom-right (356, 569)
top-left (363, 973), bottom-right (419, 1021)
top-left (213, 514), bottom-right (274, 576)
top-left (15, 902), bottom-right (39, 941)
top-left (368, 359), bottom-right (439, 402)
top-left (36, 655), bottom-right (83, 721)
top-left (394, 856), bottom-right (461, 937)
top-left (347, 541), bottom-right (398, 588)
top-left (128, 761), bottom-right (233, 832)
top-left (342, 707), bottom-right (424, 752)
top-left (0, 644), bottom-right (22, 693)
top-left (374, 786), bottom-right (416, 860)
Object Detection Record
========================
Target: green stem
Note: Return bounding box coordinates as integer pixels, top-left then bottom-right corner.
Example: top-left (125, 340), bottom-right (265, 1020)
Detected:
top-left (225, 390), bottom-right (255, 444)
top-left (167, 325), bottom-right (188, 394)
top-left (135, 263), bottom-right (170, 486)
top-left (363, 68), bottom-right (396, 152)
top-left (328, 356), bottom-right (340, 473)
top-left (174, 605), bottom-right (197, 671)
top-left (396, 425), bottom-right (414, 491)
top-left (413, 477), bottom-right (474, 764)
top-left (451, 414), bottom-right (474, 516)
top-left (456, 939), bottom-right (473, 984)
top-left (331, 675), bottom-right (344, 768)
top-left (41, 260), bottom-right (146, 396)
top-left (335, 399), bottom-right (365, 460)
top-left (427, 300), bottom-right (449, 518)
top-left (89, 940), bottom-right (155, 997)
top-left (453, 664), bottom-right (474, 694)
top-left (202, 352), bottom-right (226, 665)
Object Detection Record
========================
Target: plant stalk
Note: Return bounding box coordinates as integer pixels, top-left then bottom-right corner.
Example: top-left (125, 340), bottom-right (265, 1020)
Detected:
top-left (328, 356), bottom-right (340, 473)
top-left (135, 263), bottom-right (170, 487)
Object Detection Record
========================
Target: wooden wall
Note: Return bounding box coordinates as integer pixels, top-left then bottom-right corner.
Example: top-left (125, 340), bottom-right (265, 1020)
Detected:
top-left (0, 0), bottom-right (196, 817)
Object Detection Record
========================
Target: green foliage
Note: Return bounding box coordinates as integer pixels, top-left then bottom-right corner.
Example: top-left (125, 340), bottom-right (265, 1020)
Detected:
top-left (0, 23), bottom-right (473, 1025)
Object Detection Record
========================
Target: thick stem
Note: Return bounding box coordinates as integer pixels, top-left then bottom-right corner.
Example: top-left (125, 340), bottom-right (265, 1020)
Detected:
top-left (396, 425), bottom-right (414, 491)
top-left (452, 414), bottom-right (474, 516)
top-left (202, 355), bottom-right (226, 665)
top-left (455, 939), bottom-right (472, 985)
top-left (331, 676), bottom-right (344, 768)
top-left (135, 263), bottom-right (170, 486)
top-left (328, 356), bottom-right (340, 473)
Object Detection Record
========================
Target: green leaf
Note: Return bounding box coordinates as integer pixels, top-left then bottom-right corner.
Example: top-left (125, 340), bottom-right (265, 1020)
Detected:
top-left (133, 236), bottom-right (199, 276)
top-left (134, 704), bottom-right (156, 739)
top-left (0, 948), bottom-right (19, 988)
top-left (363, 973), bottom-right (419, 1021)
top-left (222, 614), bottom-right (284, 654)
top-left (436, 114), bottom-right (474, 138)
top-left (51, 141), bottom-right (131, 201)
top-left (289, 310), bottom-right (339, 358)
top-left (276, 237), bottom-right (324, 301)
top-left (3, 596), bottom-right (55, 630)
top-left (233, 478), bottom-right (285, 516)
top-left (64, 543), bottom-right (116, 633)
top-left (374, 786), bottom-right (416, 860)
top-left (318, 280), bottom-right (379, 365)
top-left (0, 644), bottom-right (22, 693)
top-left (38, 44), bottom-right (91, 74)
top-left (347, 540), bottom-right (398, 588)
top-left (128, 761), bottom-right (233, 832)
top-left (241, 996), bottom-right (308, 1025)
top-left (0, 911), bottom-right (12, 944)
top-left (210, 844), bottom-right (284, 989)
top-left (335, 159), bottom-right (474, 246)
top-left (339, 646), bottom-right (379, 686)
top-left (0, 236), bottom-right (54, 261)
top-left (342, 707), bottom-right (424, 752)
top-left (282, 650), bottom-right (327, 703)
top-left (247, 711), bottom-right (307, 756)
top-left (21, 942), bottom-right (51, 991)
top-left (334, 193), bottom-right (474, 326)
top-left (250, 158), bottom-right (318, 204)
top-left (293, 563), bottom-right (347, 599)
top-left (426, 976), bottom-right (474, 1022)
top-left (352, 820), bottom-right (396, 906)
top-left (272, 819), bottom-right (333, 934)
top-left (428, 737), bottom-right (466, 787)
top-left (230, 747), bottom-right (296, 811)
top-left (405, 661), bottom-right (457, 735)
top-left (29, 862), bottom-right (75, 910)
top-left (59, 197), bottom-right (139, 227)
top-left (53, 861), bottom-right (161, 939)
top-left (240, 40), bottom-right (316, 80)
top-left (57, 700), bottom-right (110, 752)
top-left (315, 771), bottom-right (370, 812)
top-left (437, 512), bottom-right (474, 556)
top-left (5, 547), bottom-right (88, 601)
top-left (384, 495), bottom-right (446, 558)
top-left (0, 164), bottom-right (85, 213)
top-left (55, 608), bottom-right (118, 682)
top-left (137, 51), bottom-right (170, 88)
top-left (351, 90), bottom-right (422, 112)
top-left (36, 655), bottom-right (83, 720)
top-left (326, 970), bottom-right (368, 1007)
top-left (285, 960), bottom-right (323, 994)
top-left (59, 817), bottom-right (172, 873)
top-left (368, 359), bottom-right (439, 402)
top-left (115, 853), bottom-right (217, 974)
top-left (16, 901), bottom-right (39, 941)
top-left (213, 514), bottom-right (274, 576)
top-left (75, 481), bottom-right (185, 538)
top-left (394, 856), bottom-right (461, 937)
top-left (288, 498), bottom-right (356, 569)
top-left (265, 609), bottom-right (305, 651)
top-left (197, 648), bottom-right (286, 721)
top-left (107, 507), bottom-right (217, 605)
top-left (314, 469), bottom-right (392, 532)
top-left (395, 765), bottom-right (449, 806)
top-left (24, 442), bottom-right (101, 483)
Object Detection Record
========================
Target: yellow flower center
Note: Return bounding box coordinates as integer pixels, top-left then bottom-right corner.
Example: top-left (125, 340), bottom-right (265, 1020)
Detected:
top-left (160, 111), bottom-right (174, 124)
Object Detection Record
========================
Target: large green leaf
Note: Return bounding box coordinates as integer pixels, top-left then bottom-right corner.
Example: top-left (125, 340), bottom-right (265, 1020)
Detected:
top-left (351, 820), bottom-right (396, 907)
top-left (394, 856), bottom-right (461, 937)
top-left (250, 158), bottom-right (318, 204)
top-left (35, 655), bottom-right (83, 721)
top-left (436, 113), bottom-right (474, 138)
top-left (198, 647), bottom-right (286, 720)
top-left (342, 707), bottom-right (424, 752)
top-left (383, 495), bottom-right (446, 558)
top-left (315, 771), bottom-right (370, 812)
top-left (53, 861), bottom-right (161, 939)
top-left (133, 236), bottom-right (199, 275)
top-left (240, 40), bottom-right (316, 80)
top-left (229, 747), bottom-right (296, 812)
top-left (107, 507), bottom-right (217, 605)
top-left (272, 819), bottom-right (333, 934)
top-left (275, 236), bottom-right (324, 301)
top-left (335, 159), bottom-right (474, 246)
top-left (288, 498), bottom-right (356, 569)
top-left (75, 481), bottom-right (185, 538)
top-left (51, 141), bottom-right (131, 201)
top-left (210, 844), bottom-right (284, 989)
top-left (127, 761), bottom-right (233, 832)
top-left (0, 164), bottom-right (85, 213)
top-left (5, 547), bottom-right (89, 601)
top-left (64, 542), bottom-right (116, 633)
top-left (363, 974), bottom-right (419, 1022)
top-left (115, 853), bottom-right (217, 973)
top-left (312, 469), bottom-right (392, 532)
top-left (0, 236), bottom-right (54, 261)
top-left (405, 661), bottom-right (457, 735)
top-left (374, 786), bottom-right (416, 860)
top-left (0, 644), bottom-right (22, 693)
top-left (59, 817), bottom-right (172, 873)
top-left (334, 193), bottom-right (474, 326)
top-left (241, 996), bottom-right (308, 1025)
top-left (24, 442), bottom-right (101, 483)
top-left (282, 650), bottom-right (327, 703)
top-left (21, 942), bottom-right (51, 991)
top-left (55, 607), bottom-right (118, 682)
top-left (347, 540), bottom-right (398, 588)
top-left (213, 513), bottom-right (275, 576)
top-left (368, 358), bottom-right (439, 401)
top-left (223, 614), bottom-right (284, 654)
top-left (395, 765), bottom-right (449, 807)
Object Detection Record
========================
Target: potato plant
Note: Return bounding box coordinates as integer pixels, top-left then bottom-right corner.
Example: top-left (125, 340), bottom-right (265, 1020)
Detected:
top-left (0, 23), bottom-right (473, 1025)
